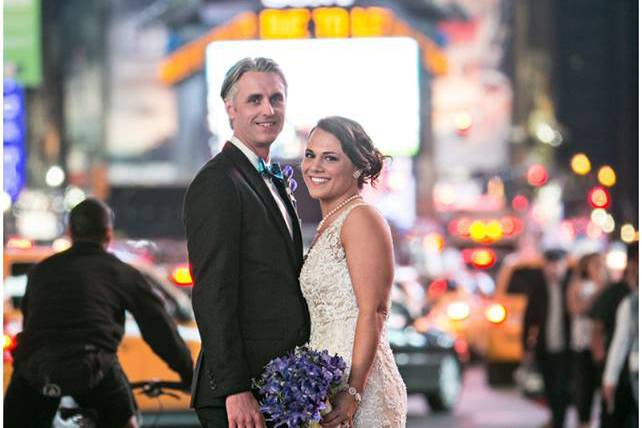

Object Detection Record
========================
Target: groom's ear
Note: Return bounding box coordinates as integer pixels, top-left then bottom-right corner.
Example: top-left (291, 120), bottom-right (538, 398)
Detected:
top-left (224, 98), bottom-right (236, 120)
top-left (224, 98), bottom-right (237, 129)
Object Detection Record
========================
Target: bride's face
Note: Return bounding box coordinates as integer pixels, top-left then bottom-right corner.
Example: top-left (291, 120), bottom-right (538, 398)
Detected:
top-left (302, 128), bottom-right (358, 202)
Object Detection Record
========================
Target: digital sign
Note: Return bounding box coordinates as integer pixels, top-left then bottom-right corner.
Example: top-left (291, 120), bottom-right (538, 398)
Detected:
top-left (205, 37), bottom-right (421, 158)
top-left (160, 7), bottom-right (446, 86)
top-left (4, 78), bottom-right (27, 201)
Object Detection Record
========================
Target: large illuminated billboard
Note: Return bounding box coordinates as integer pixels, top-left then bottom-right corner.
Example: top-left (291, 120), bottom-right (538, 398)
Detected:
top-left (205, 37), bottom-right (421, 159)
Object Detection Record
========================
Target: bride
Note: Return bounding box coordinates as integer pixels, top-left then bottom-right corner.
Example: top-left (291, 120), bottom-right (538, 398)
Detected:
top-left (300, 116), bottom-right (407, 428)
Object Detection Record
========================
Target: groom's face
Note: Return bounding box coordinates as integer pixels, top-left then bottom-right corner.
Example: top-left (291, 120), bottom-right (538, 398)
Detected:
top-left (225, 71), bottom-right (286, 150)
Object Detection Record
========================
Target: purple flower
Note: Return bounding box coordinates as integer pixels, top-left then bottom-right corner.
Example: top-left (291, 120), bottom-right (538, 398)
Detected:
top-left (252, 346), bottom-right (347, 427)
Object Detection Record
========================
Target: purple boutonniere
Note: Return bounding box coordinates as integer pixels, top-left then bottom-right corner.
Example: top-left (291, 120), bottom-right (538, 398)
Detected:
top-left (282, 164), bottom-right (298, 208)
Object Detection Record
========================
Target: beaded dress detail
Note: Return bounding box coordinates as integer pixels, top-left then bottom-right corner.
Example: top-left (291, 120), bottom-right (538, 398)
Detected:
top-left (300, 203), bottom-right (407, 427)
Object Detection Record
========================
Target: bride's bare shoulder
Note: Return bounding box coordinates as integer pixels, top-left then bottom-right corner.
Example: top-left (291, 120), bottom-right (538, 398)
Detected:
top-left (341, 204), bottom-right (391, 243)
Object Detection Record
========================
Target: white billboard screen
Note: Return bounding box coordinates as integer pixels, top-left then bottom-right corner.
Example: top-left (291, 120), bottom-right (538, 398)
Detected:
top-left (205, 37), bottom-right (420, 159)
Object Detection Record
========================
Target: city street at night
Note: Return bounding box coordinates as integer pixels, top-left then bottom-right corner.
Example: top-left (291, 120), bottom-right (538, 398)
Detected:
top-left (407, 366), bottom-right (550, 428)
top-left (4, 0), bottom-right (638, 427)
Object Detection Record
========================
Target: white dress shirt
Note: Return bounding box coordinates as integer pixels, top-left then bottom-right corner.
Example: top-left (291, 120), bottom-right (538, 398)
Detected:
top-left (546, 280), bottom-right (565, 353)
top-left (603, 293), bottom-right (638, 386)
top-left (229, 137), bottom-right (294, 238)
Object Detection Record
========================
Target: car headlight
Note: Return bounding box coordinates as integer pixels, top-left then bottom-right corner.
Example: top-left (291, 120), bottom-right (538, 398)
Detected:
top-left (447, 301), bottom-right (470, 321)
top-left (485, 303), bottom-right (507, 324)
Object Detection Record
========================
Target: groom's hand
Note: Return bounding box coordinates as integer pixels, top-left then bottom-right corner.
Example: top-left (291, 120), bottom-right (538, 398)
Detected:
top-left (226, 391), bottom-right (266, 428)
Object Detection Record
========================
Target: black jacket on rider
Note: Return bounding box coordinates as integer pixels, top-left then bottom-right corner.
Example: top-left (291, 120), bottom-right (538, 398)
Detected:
top-left (13, 240), bottom-right (193, 384)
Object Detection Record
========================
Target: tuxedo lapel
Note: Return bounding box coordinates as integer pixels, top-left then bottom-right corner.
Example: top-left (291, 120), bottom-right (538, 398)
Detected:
top-left (272, 177), bottom-right (304, 268)
top-left (222, 143), bottom-right (298, 267)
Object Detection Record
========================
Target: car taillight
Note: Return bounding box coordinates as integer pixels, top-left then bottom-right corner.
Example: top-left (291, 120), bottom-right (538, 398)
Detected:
top-left (3, 333), bottom-right (16, 352)
top-left (447, 302), bottom-right (471, 321)
top-left (485, 303), bottom-right (507, 324)
top-left (427, 279), bottom-right (448, 299)
top-left (462, 247), bottom-right (496, 270)
top-left (171, 265), bottom-right (193, 287)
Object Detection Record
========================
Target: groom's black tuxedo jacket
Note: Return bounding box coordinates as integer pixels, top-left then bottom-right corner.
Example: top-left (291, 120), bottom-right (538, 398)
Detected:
top-left (183, 142), bottom-right (310, 408)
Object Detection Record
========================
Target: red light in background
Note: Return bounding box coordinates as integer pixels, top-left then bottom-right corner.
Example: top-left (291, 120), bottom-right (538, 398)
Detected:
top-left (500, 216), bottom-right (523, 237)
top-left (454, 338), bottom-right (469, 359)
top-left (527, 164), bottom-right (548, 187)
top-left (511, 195), bottom-right (529, 212)
top-left (3, 334), bottom-right (16, 352)
top-left (428, 279), bottom-right (448, 299)
top-left (448, 217), bottom-right (473, 239)
top-left (464, 248), bottom-right (496, 269)
top-left (588, 186), bottom-right (611, 209)
top-left (171, 265), bottom-right (193, 287)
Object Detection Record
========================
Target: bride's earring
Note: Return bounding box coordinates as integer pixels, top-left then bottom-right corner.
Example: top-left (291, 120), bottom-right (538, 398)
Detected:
top-left (352, 170), bottom-right (362, 179)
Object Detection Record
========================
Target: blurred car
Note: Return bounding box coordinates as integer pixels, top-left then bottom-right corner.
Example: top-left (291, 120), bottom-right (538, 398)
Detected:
top-left (388, 299), bottom-right (462, 412)
top-left (2, 238), bottom-right (200, 423)
top-left (413, 269), bottom-right (495, 363)
top-left (466, 255), bottom-right (541, 385)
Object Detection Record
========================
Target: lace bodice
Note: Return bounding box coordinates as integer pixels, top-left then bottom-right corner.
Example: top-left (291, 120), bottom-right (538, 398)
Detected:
top-left (300, 203), bottom-right (407, 428)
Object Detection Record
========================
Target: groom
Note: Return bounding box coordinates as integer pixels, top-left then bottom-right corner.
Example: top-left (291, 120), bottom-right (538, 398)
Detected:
top-left (183, 57), bottom-right (310, 427)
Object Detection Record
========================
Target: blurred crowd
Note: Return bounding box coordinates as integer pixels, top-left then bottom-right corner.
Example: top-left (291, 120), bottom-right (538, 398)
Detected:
top-left (521, 243), bottom-right (638, 428)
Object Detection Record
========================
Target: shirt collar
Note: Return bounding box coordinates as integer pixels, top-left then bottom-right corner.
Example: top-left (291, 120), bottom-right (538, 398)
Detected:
top-left (229, 136), bottom-right (270, 172)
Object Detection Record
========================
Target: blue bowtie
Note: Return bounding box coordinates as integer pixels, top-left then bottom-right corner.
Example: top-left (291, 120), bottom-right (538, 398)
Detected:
top-left (257, 158), bottom-right (284, 181)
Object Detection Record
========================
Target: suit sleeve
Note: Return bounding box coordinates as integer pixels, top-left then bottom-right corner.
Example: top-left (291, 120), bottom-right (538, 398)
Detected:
top-left (128, 271), bottom-right (194, 385)
top-left (183, 169), bottom-right (250, 396)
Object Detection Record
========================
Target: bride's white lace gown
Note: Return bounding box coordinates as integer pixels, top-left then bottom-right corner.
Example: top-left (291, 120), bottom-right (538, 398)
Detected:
top-left (300, 203), bottom-right (407, 428)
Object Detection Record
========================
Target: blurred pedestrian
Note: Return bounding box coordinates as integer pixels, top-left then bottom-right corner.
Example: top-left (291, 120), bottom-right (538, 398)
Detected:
top-left (567, 252), bottom-right (608, 428)
top-left (602, 243), bottom-right (638, 427)
top-left (3, 198), bottom-right (194, 428)
top-left (522, 248), bottom-right (572, 428)
top-left (589, 243), bottom-right (636, 428)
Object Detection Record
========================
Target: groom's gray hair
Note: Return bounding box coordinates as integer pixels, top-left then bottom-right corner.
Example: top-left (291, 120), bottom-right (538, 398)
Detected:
top-left (220, 57), bottom-right (288, 103)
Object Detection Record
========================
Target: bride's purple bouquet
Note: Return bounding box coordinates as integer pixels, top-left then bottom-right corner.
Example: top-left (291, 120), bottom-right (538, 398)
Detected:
top-left (253, 346), bottom-right (347, 427)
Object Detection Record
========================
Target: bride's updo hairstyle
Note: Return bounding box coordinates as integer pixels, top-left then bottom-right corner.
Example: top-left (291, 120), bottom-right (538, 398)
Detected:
top-left (311, 116), bottom-right (390, 189)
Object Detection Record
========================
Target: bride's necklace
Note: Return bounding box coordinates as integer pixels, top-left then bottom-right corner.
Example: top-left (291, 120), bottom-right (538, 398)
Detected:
top-left (316, 194), bottom-right (362, 232)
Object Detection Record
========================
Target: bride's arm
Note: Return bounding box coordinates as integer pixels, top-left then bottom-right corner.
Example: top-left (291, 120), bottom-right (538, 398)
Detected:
top-left (342, 206), bottom-right (394, 394)
top-left (322, 205), bottom-right (394, 427)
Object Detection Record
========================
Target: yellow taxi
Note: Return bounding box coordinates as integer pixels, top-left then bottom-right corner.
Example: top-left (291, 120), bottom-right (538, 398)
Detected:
top-left (2, 238), bottom-right (200, 418)
top-left (466, 255), bottom-right (542, 385)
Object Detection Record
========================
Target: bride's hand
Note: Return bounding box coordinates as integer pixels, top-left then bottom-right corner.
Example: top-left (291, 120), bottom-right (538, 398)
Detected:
top-left (320, 391), bottom-right (358, 428)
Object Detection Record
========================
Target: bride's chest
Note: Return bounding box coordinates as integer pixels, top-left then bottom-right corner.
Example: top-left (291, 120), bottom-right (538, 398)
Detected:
top-left (300, 233), bottom-right (355, 304)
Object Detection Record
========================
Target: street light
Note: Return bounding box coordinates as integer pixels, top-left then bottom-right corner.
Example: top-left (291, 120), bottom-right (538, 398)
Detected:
top-left (597, 166), bottom-right (617, 187)
top-left (571, 153), bottom-right (591, 175)
top-left (45, 166), bottom-right (65, 187)
top-left (621, 224), bottom-right (637, 243)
